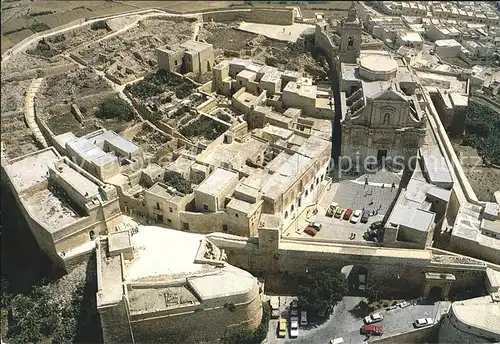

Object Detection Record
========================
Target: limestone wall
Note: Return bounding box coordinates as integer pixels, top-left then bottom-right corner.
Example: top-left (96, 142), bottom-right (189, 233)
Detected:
top-left (315, 24), bottom-right (337, 61)
top-left (369, 323), bottom-right (438, 344)
top-left (129, 289), bottom-right (262, 343)
top-left (179, 210), bottom-right (225, 233)
top-left (438, 307), bottom-right (500, 343)
top-left (202, 8), bottom-right (293, 26)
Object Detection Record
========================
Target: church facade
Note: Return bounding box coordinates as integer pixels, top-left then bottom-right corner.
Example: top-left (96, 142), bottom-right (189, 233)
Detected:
top-left (336, 4), bottom-right (426, 170)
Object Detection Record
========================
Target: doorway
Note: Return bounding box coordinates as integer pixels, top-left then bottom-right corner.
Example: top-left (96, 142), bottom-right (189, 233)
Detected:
top-left (377, 149), bottom-right (387, 163)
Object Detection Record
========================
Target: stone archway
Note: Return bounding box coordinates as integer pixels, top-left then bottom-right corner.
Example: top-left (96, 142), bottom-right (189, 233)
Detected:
top-left (341, 265), bottom-right (368, 293)
top-left (422, 272), bottom-right (456, 301)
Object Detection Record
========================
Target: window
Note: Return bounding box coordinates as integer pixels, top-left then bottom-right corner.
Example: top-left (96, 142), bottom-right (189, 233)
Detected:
top-left (167, 219), bottom-right (172, 223)
top-left (203, 204), bottom-right (209, 211)
top-left (291, 204), bottom-right (295, 212)
top-left (182, 222), bottom-right (190, 231)
top-left (285, 211), bottom-right (289, 219)
top-left (310, 184), bottom-right (314, 191)
top-left (156, 202), bottom-right (161, 210)
top-left (316, 177), bottom-right (319, 185)
top-left (223, 224), bottom-right (228, 232)
top-left (157, 214), bottom-right (164, 222)
top-left (235, 213), bottom-right (239, 218)
top-left (169, 207), bottom-right (173, 213)
top-left (175, 60), bottom-right (178, 66)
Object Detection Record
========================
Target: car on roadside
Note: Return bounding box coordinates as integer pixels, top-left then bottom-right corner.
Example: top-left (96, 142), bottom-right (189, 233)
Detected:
top-left (290, 299), bottom-right (299, 317)
top-left (300, 311), bottom-right (308, 326)
top-left (290, 316), bottom-right (299, 337)
top-left (361, 324), bottom-right (384, 335)
top-left (330, 338), bottom-right (345, 344)
top-left (308, 221), bottom-right (322, 231)
top-left (364, 312), bottom-right (384, 324)
top-left (350, 209), bottom-right (362, 223)
top-left (361, 209), bottom-right (371, 223)
top-left (414, 317), bottom-right (433, 328)
top-left (398, 301), bottom-right (410, 308)
top-left (278, 318), bottom-right (287, 338)
top-left (334, 206), bottom-right (344, 218)
top-left (370, 220), bottom-right (383, 230)
top-left (269, 296), bottom-right (280, 319)
top-left (343, 208), bottom-right (353, 220)
top-left (326, 202), bottom-right (338, 217)
top-left (304, 226), bottom-right (318, 237)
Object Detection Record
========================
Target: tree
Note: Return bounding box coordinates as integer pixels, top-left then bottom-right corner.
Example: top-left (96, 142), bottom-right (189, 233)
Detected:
top-left (297, 268), bottom-right (348, 314)
top-left (365, 282), bottom-right (381, 304)
top-left (96, 97), bottom-right (134, 121)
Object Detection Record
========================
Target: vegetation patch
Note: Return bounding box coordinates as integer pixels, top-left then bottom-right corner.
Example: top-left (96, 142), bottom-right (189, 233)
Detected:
top-left (30, 10), bottom-right (54, 17)
top-left (125, 70), bottom-right (194, 100)
top-left (29, 22), bottom-right (51, 33)
top-left (96, 97), bottom-right (135, 122)
top-left (180, 116), bottom-right (228, 140)
top-left (297, 268), bottom-right (348, 315)
top-left (458, 101), bottom-right (500, 165)
top-left (163, 170), bottom-right (193, 194)
top-left (27, 39), bottom-right (60, 58)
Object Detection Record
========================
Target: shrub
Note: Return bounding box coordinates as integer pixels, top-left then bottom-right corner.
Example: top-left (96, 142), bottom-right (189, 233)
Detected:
top-left (96, 97), bottom-right (134, 121)
top-left (90, 21), bottom-right (107, 31)
top-left (30, 10), bottom-right (54, 16)
top-left (163, 171), bottom-right (192, 194)
top-left (180, 116), bottom-right (228, 140)
top-left (216, 112), bottom-right (232, 122)
top-left (29, 22), bottom-right (51, 32)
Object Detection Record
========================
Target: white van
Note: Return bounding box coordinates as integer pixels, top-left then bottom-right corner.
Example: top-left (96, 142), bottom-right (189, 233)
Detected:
top-left (300, 311), bottom-right (308, 326)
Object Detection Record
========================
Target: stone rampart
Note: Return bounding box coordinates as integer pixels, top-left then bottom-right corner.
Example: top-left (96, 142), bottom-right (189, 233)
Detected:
top-left (202, 8), bottom-right (293, 26)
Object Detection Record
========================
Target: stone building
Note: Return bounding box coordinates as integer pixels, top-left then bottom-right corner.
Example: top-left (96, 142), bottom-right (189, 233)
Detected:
top-left (2, 147), bottom-right (122, 270)
top-left (338, 3), bottom-right (363, 64)
top-left (156, 40), bottom-right (214, 76)
top-left (97, 226), bottom-right (262, 344)
top-left (438, 294), bottom-right (500, 343)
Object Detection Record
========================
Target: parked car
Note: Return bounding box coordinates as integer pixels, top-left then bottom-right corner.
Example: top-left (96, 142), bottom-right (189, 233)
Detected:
top-left (290, 316), bottom-right (299, 337)
top-left (308, 221), bottom-right (322, 231)
top-left (290, 299), bottom-right (299, 317)
top-left (334, 206), bottom-right (344, 218)
top-left (370, 220), bottom-right (383, 230)
top-left (361, 324), bottom-right (384, 335)
top-left (304, 226), bottom-right (317, 237)
top-left (326, 202), bottom-right (338, 217)
top-left (343, 208), bottom-right (353, 220)
top-left (269, 296), bottom-right (280, 319)
top-left (300, 311), bottom-right (308, 326)
top-left (414, 318), bottom-right (433, 328)
top-left (278, 318), bottom-right (287, 338)
top-left (364, 312), bottom-right (384, 324)
top-left (350, 209), bottom-right (362, 223)
top-left (398, 301), bottom-right (410, 308)
top-left (361, 209), bottom-right (371, 223)
top-left (330, 338), bottom-right (345, 344)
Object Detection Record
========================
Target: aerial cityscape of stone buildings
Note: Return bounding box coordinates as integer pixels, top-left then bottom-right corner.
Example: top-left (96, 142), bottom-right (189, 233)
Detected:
top-left (1, 1), bottom-right (500, 343)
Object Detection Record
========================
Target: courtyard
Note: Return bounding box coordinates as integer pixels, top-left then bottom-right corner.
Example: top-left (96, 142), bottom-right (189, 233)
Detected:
top-left (283, 169), bottom-right (402, 242)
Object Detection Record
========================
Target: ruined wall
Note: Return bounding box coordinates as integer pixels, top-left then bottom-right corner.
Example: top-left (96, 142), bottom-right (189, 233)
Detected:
top-left (314, 24), bottom-right (337, 61)
top-left (202, 8), bottom-right (293, 26)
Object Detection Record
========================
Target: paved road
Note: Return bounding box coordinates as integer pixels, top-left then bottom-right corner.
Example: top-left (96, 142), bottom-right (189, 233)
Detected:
top-left (279, 297), bottom-right (443, 344)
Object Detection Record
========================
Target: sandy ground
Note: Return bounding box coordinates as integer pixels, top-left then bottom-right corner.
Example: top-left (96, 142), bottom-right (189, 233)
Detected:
top-left (238, 22), bottom-right (315, 43)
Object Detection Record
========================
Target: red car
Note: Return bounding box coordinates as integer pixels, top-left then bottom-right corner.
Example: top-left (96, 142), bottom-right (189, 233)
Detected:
top-left (304, 226), bottom-right (318, 237)
top-left (343, 208), bottom-right (353, 220)
top-left (361, 324), bottom-right (384, 335)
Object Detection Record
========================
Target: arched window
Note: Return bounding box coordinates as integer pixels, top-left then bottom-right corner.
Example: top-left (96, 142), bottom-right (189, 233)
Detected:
top-left (285, 211), bottom-right (289, 219)
top-left (305, 189), bottom-right (309, 197)
top-left (383, 113), bottom-right (391, 124)
top-left (291, 204), bottom-right (295, 212)
top-left (348, 36), bottom-right (354, 47)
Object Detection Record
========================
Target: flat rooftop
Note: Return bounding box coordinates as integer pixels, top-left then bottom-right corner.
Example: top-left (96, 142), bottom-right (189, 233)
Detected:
top-left (195, 168), bottom-right (238, 197)
top-left (125, 226), bottom-right (206, 281)
top-left (22, 189), bottom-right (80, 232)
top-left (296, 135), bottom-right (331, 160)
top-left (200, 136), bottom-right (268, 172)
top-left (8, 148), bottom-right (59, 193)
top-left (226, 198), bottom-right (255, 214)
top-left (180, 40), bottom-right (212, 52)
top-left (388, 204), bottom-right (435, 232)
top-left (147, 182), bottom-right (182, 201)
top-left (54, 162), bottom-right (100, 199)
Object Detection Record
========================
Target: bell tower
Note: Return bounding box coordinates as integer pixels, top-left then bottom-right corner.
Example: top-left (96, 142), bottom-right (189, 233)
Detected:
top-left (339, 2), bottom-right (362, 64)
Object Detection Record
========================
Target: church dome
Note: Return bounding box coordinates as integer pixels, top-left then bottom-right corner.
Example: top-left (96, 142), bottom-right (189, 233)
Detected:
top-left (359, 55), bottom-right (398, 81)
